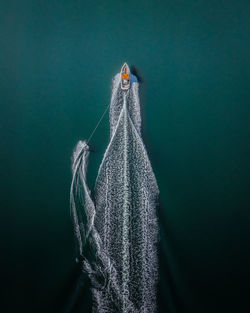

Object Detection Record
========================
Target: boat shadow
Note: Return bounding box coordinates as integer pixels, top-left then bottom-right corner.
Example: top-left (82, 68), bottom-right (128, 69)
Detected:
top-left (130, 65), bottom-right (143, 83)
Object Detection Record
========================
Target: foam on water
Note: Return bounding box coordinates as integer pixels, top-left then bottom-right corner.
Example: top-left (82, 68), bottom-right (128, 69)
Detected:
top-left (70, 73), bottom-right (159, 313)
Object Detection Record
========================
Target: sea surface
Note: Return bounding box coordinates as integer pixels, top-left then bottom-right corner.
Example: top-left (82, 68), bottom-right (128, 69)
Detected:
top-left (1, 1), bottom-right (249, 313)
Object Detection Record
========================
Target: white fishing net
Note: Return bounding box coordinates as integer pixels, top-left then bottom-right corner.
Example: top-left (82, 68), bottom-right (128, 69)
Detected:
top-left (70, 73), bottom-right (159, 313)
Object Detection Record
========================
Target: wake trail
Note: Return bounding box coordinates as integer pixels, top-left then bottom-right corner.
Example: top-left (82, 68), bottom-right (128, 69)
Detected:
top-left (70, 72), bottom-right (159, 313)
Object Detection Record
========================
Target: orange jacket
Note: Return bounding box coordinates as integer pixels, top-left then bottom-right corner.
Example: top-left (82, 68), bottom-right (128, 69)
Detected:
top-left (122, 73), bottom-right (130, 80)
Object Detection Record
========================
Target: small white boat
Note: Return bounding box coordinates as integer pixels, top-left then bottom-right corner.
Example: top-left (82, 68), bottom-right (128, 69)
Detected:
top-left (121, 62), bottom-right (130, 90)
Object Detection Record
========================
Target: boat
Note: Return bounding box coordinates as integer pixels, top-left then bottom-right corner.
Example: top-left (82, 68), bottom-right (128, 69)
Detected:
top-left (121, 62), bottom-right (130, 90)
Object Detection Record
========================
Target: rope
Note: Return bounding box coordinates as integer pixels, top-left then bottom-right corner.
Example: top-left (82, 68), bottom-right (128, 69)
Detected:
top-left (87, 104), bottom-right (110, 144)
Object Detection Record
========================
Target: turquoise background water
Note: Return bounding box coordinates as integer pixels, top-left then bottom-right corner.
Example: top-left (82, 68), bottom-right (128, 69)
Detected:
top-left (1, 1), bottom-right (249, 312)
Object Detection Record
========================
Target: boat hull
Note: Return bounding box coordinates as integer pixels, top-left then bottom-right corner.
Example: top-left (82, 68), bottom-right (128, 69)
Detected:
top-left (121, 62), bottom-right (130, 90)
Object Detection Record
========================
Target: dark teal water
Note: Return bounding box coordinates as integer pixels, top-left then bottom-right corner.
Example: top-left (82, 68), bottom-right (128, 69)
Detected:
top-left (1, 1), bottom-right (250, 313)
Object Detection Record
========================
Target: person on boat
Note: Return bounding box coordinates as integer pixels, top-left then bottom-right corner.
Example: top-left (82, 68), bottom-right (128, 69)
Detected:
top-left (122, 72), bottom-right (129, 79)
top-left (122, 72), bottom-right (130, 85)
